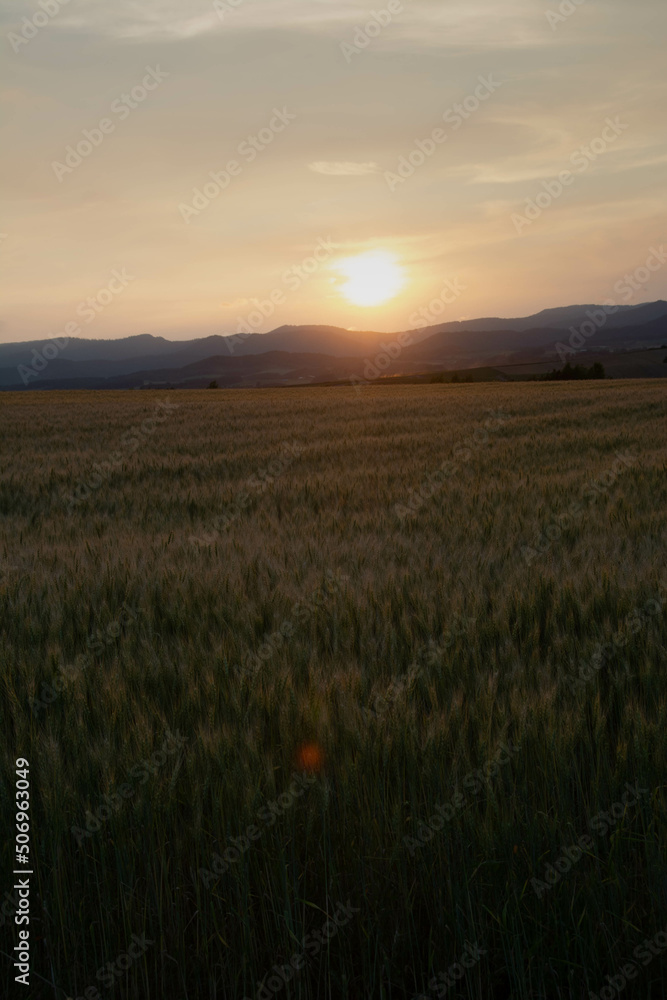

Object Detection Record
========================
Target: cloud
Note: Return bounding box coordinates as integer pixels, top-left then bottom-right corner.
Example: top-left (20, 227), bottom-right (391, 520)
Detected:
top-left (0, 0), bottom-right (222, 42)
top-left (308, 161), bottom-right (379, 176)
top-left (3, 0), bottom-right (666, 340)
top-left (220, 298), bottom-right (249, 308)
top-left (8, 0), bottom-right (369, 43)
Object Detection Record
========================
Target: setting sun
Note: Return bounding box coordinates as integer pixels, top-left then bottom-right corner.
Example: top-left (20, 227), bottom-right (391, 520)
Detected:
top-left (334, 251), bottom-right (405, 307)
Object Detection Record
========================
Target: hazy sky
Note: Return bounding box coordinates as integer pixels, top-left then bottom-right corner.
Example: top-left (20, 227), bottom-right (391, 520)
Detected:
top-left (1, 0), bottom-right (666, 342)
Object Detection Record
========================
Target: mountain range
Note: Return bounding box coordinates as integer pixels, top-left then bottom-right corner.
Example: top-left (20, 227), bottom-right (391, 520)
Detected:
top-left (2, 300), bottom-right (667, 390)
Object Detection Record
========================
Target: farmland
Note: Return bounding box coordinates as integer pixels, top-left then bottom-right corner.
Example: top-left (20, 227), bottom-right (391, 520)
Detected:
top-left (1, 381), bottom-right (666, 999)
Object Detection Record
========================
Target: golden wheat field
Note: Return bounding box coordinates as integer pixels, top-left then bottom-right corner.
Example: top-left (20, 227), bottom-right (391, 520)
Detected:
top-left (1, 381), bottom-right (666, 1000)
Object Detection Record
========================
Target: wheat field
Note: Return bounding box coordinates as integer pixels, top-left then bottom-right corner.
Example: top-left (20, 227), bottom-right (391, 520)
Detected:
top-left (1, 381), bottom-right (666, 1000)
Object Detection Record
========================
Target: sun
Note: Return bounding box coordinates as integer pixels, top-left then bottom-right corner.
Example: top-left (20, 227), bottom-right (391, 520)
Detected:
top-left (334, 251), bottom-right (405, 307)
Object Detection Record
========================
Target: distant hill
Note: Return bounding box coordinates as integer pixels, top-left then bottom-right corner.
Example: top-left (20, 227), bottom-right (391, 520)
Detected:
top-left (0, 327), bottom-right (390, 387)
top-left (2, 300), bottom-right (667, 390)
top-left (0, 326), bottom-right (388, 367)
top-left (4, 351), bottom-right (366, 392)
top-left (399, 313), bottom-right (667, 368)
top-left (410, 300), bottom-right (667, 336)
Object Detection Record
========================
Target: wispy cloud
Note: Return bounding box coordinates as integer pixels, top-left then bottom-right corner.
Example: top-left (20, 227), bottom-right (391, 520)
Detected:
top-left (3, 0), bottom-right (666, 340)
top-left (15, 0), bottom-right (369, 43)
top-left (220, 298), bottom-right (250, 309)
top-left (308, 161), bottom-right (379, 176)
top-left (0, 0), bottom-right (550, 47)
top-left (0, 0), bottom-right (221, 42)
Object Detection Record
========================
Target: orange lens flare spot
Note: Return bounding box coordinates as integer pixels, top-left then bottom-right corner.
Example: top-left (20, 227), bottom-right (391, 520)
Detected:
top-left (295, 742), bottom-right (324, 773)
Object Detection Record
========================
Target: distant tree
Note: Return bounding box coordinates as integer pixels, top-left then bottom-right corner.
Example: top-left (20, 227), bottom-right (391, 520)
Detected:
top-left (207, 380), bottom-right (219, 389)
top-left (539, 361), bottom-right (605, 381)
top-left (451, 372), bottom-right (460, 383)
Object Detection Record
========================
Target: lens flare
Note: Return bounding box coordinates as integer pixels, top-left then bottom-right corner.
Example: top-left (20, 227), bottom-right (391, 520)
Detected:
top-left (295, 742), bottom-right (324, 773)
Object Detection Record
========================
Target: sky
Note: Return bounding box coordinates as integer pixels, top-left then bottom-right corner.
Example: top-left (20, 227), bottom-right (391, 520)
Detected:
top-left (1, 0), bottom-right (666, 343)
